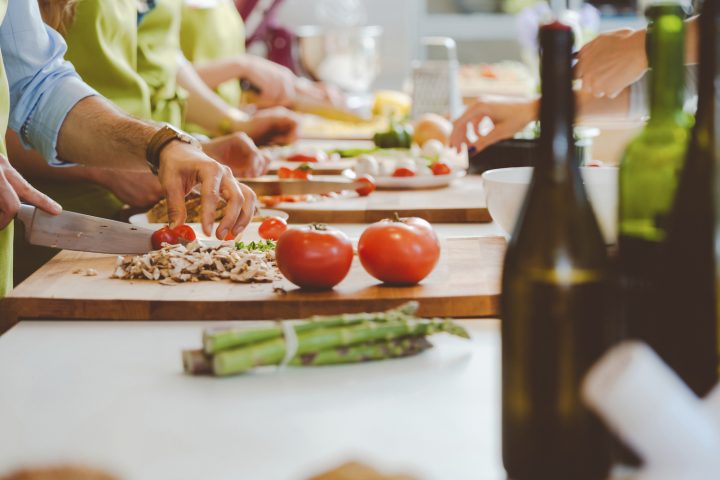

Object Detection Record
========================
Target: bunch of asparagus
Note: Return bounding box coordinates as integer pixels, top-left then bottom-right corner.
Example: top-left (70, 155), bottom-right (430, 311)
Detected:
top-left (182, 302), bottom-right (470, 377)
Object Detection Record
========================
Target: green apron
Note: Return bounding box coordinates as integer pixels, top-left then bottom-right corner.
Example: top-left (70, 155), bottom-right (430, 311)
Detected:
top-left (137, 0), bottom-right (187, 127)
top-left (0, 0), bottom-right (11, 297)
top-left (179, 0), bottom-right (245, 108)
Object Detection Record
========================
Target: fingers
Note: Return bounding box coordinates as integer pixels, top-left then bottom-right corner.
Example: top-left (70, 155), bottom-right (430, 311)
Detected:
top-left (198, 165), bottom-right (223, 237)
top-left (230, 183), bottom-right (257, 237)
top-left (0, 171), bottom-right (20, 230)
top-left (162, 176), bottom-right (188, 229)
top-left (215, 168), bottom-right (243, 240)
top-left (5, 168), bottom-right (62, 215)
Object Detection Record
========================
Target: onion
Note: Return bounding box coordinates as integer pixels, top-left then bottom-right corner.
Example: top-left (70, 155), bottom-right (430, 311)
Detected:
top-left (413, 113), bottom-right (452, 147)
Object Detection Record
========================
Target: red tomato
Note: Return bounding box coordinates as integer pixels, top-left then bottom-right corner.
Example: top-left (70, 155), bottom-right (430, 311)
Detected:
top-left (290, 164), bottom-right (313, 180)
top-left (286, 154), bottom-right (318, 163)
top-left (151, 226), bottom-right (179, 250)
top-left (260, 195), bottom-right (282, 207)
top-left (355, 175), bottom-right (377, 196)
top-left (392, 167), bottom-right (415, 177)
top-left (275, 225), bottom-right (353, 289)
top-left (278, 167), bottom-right (293, 179)
top-left (358, 216), bottom-right (440, 285)
top-left (431, 162), bottom-right (451, 176)
top-left (224, 232), bottom-right (237, 241)
top-left (258, 216), bottom-right (288, 241)
top-left (172, 224), bottom-right (197, 243)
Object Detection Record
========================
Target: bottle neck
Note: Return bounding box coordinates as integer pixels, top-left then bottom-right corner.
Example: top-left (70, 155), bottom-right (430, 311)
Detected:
top-left (537, 25), bottom-right (577, 182)
top-left (647, 10), bottom-right (686, 123)
top-left (694, 0), bottom-right (718, 132)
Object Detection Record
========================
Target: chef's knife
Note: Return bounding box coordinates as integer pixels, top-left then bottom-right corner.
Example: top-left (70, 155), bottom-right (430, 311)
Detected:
top-left (16, 204), bottom-right (153, 254)
top-left (240, 178), bottom-right (365, 196)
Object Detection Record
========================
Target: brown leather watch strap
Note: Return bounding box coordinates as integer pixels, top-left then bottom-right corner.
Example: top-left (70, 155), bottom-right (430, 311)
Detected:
top-left (145, 124), bottom-right (200, 175)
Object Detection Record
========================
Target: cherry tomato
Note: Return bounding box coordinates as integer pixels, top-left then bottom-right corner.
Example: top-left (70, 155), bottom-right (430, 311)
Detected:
top-left (224, 232), bottom-right (237, 241)
top-left (172, 224), bottom-right (197, 243)
top-left (260, 195), bottom-right (282, 207)
top-left (355, 175), bottom-right (377, 197)
top-left (278, 167), bottom-right (293, 179)
top-left (358, 216), bottom-right (440, 285)
top-left (431, 162), bottom-right (451, 176)
top-left (276, 225), bottom-right (353, 290)
top-left (392, 167), bottom-right (416, 177)
top-left (287, 154), bottom-right (318, 163)
top-left (151, 226), bottom-right (179, 250)
top-left (290, 164), bottom-right (313, 180)
top-left (258, 216), bottom-right (288, 241)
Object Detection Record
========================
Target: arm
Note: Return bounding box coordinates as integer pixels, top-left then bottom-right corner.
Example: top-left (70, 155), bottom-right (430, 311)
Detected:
top-left (450, 88), bottom-right (633, 154)
top-left (575, 15), bottom-right (699, 99)
top-left (1, 2), bottom-right (253, 237)
top-left (177, 55), bottom-right (247, 137)
top-left (176, 55), bottom-right (299, 145)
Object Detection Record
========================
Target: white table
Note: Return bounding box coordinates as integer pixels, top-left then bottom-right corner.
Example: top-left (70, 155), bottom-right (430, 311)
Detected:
top-left (0, 320), bottom-right (505, 480)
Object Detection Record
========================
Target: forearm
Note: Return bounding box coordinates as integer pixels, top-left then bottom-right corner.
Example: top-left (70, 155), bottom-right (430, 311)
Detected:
top-left (177, 56), bottom-right (247, 136)
top-left (193, 57), bottom-right (245, 90)
top-left (55, 96), bottom-right (156, 171)
top-left (7, 130), bottom-right (105, 184)
top-left (577, 89), bottom-right (633, 120)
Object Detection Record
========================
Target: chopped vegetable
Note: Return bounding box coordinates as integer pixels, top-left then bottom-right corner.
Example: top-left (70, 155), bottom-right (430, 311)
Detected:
top-left (373, 122), bottom-right (413, 149)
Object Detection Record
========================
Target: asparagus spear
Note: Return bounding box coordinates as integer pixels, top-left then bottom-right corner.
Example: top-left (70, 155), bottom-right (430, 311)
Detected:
top-left (182, 349), bottom-right (213, 375)
top-left (212, 317), bottom-right (469, 376)
top-left (291, 336), bottom-right (433, 366)
top-left (184, 336), bottom-right (433, 375)
top-left (203, 302), bottom-right (420, 354)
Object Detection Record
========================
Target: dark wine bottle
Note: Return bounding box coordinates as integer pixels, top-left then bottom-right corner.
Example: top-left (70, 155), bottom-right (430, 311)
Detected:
top-left (501, 22), bottom-right (612, 480)
top-left (617, 3), bottom-right (691, 355)
top-left (655, 0), bottom-right (720, 396)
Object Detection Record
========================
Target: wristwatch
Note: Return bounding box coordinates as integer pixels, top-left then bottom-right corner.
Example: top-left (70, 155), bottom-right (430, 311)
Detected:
top-left (145, 124), bottom-right (202, 175)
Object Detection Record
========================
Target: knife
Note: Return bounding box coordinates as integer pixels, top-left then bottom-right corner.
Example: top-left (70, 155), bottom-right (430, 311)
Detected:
top-left (239, 178), bottom-right (365, 196)
top-left (240, 79), bottom-right (372, 123)
top-left (16, 204), bottom-right (153, 254)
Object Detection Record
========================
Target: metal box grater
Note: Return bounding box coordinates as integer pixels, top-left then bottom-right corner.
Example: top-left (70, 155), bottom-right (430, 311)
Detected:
top-left (411, 36), bottom-right (462, 119)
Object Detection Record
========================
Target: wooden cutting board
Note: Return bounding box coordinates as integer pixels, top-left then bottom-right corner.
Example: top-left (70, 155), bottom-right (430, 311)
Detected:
top-left (2, 237), bottom-right (505, 325)
top-left (281, 175), bottom-right (491, 223)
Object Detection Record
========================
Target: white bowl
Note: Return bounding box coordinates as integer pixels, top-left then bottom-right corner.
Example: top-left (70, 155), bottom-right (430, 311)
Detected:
top-left (482, 166), bottom-right (618, 244)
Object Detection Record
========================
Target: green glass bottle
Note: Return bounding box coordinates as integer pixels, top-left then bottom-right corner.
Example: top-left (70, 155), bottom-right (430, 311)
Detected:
top-left (501, 22), bottom-right (612, 480)
top-left (617, 3), bottom-right (691, 357)
top-left (656, 0), bottom-right (719, 396)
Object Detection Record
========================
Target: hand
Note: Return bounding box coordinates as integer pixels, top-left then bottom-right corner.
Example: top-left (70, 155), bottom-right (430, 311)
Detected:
top-left (0, 154), bottom-right (61, 229)
top-left (239, 55), bottom-right (297, 108)
top-left (450, 96), bottom-right (538, 154)
top-left (92, 169), bottom-right (163, 208)
top-left (201, 132), bottom-right (270, 178)
top-left (296, 78), bottom-right (345, 106)
top-left (575, 28), bottom-right (647, 99)
top-left (235, 107), bottom-right (299, 146)
top-left (157, 141), bottom-right (257, 239)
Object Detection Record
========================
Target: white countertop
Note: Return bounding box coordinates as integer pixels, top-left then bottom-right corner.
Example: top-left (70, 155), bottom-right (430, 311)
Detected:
top-left (0, 320), bottom-right (505, 480)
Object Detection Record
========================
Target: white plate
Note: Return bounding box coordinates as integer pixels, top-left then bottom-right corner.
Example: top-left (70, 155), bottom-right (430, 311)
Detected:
top-left (344, 169), bottom-right (467, 190)
top-left (128, 209), bottom-right (289, 242)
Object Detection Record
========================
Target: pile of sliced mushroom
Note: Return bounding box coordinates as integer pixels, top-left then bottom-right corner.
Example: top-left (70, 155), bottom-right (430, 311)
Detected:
top-left (112, 241), bottom-right (280, 286)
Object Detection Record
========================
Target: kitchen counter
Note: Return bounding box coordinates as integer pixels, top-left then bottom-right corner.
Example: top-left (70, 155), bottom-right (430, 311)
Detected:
top-left (0, 319), bottom-right (504, 480)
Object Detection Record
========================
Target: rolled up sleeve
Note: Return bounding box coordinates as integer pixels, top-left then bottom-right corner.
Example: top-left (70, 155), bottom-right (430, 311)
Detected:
top-left (1, 0), bottom-right (97, 165)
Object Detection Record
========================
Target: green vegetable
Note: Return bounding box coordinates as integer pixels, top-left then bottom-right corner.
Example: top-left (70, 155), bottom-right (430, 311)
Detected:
top-left (291, 336), bottom-right (433, 366)
top-left (373, 122), bottom-right (413, 149)
top-left (331, 147), bottom-right (379, 158)
top-left (235, 240), bottom-right (276, 252)
top-left (211, 316), bottom-right (469, 376)
top-left (203, 302), bottom-right (420, 354)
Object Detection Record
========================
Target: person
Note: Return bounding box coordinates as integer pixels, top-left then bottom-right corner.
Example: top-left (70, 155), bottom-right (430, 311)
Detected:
top-left (0, 0), bottom-right (255, 297)
top-left (10, 0), bottom-right (291, 282)
top-left (451, 15), bottom-right (700, 153)
top-left (179, 0), bottom-right (340, 112)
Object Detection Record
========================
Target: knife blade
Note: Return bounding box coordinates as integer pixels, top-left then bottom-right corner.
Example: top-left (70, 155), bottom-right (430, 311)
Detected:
top-left (16, 204), bottom-right (153, 254)
top-left (240, 178), bottom-right (365, 196)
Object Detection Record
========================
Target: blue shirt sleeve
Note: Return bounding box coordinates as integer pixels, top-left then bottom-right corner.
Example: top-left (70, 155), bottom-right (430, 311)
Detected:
top-left (0, 0), bottom-right (98, 165)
